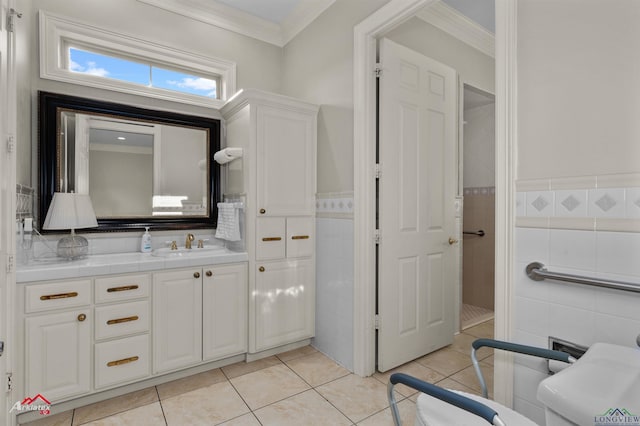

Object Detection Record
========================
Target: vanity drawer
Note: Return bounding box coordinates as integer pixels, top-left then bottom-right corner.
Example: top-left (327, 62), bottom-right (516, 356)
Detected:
top-left (95, 301), bottom-right (150, 341)
top-left (95, 334), bottom-right (150, 389)
top-left (256, 217), bottom-right (286, 260)
top-left (286, 217), bottom-right (314, 258)
top-left (95, 274), bottom-right (150, 304)
top-left (25, 279), bottom-right (91, 313)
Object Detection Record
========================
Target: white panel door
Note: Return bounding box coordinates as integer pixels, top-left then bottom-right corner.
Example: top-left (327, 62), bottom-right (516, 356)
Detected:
top-left (377, 38), bottom-right (458, 372)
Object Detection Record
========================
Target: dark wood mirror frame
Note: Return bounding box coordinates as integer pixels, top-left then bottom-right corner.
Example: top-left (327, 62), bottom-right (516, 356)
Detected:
top-left (38, 91), bottom-right (222, 232)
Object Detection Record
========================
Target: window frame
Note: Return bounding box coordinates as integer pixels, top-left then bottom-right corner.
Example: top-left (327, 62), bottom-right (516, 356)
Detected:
top-left (39, 10), bottom-right (236, 109)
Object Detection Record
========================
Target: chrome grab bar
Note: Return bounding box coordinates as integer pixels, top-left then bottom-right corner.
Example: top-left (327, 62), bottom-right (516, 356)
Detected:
top-left (526, 262), bottom-right (640, 293)
top-left (463, 230), bottom-right (485, 237)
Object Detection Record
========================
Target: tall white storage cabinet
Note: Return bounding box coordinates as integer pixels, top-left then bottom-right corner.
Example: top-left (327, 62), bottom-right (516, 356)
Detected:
top-left (221, 89), bottom-right (318, 354)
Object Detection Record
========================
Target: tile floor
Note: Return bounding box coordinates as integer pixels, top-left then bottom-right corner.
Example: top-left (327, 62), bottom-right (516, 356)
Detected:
top-left (24, 320), bottom-right (494, 426)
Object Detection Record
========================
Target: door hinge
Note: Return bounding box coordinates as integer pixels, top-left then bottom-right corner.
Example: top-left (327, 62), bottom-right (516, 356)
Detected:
top-left (374, 314), bottom-right (381, 330)
top-left (6, 135), bottom-right (15, 153)
top-left (375, 63), bottom-right (382, 78)
top-left (7, 8), bottom-right (22, 33)
top-left (6, 372), bottom-right (12, 392)
top-left (374, 229), bottom-right (381, 245)
top-left (374, 163), bottom-right (381, 179)
top-left (6, 255), bottom-right (14, 273)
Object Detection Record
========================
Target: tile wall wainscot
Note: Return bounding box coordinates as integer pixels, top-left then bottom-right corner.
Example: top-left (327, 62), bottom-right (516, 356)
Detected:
top-left (314, 192), bottom-right (354, 371)
top-left (513, 173), bottom-right (640, 424)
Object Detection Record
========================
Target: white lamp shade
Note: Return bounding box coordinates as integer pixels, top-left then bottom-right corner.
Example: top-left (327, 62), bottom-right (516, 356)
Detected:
top-left (43, 193), bottom-right (98, 230)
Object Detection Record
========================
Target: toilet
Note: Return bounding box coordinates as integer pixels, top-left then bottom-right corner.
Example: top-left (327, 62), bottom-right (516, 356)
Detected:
top-left (537, 342), bottom-right (640, 425)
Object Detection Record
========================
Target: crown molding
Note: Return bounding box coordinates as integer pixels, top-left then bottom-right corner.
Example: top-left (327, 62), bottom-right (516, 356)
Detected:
top-left (137, 0), bottom-right (335, 47)
top-left (416, 1), bottom-right (495, 58)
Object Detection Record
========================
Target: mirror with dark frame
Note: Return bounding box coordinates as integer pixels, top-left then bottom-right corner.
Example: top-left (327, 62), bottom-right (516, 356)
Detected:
top-left (38, 91), bottom-right (221, 232)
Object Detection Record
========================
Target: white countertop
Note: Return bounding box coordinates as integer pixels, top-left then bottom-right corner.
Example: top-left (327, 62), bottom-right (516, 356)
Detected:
top-left (17, 248), bottom-right (248, 283)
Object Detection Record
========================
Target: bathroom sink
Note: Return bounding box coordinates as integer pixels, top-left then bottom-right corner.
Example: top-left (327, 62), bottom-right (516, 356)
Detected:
top-left (151, 246), bottom-right (227, 257)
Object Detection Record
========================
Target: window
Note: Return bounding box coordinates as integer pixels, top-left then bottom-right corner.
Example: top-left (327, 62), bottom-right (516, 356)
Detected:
top-left (40, 11), bottom-right (236, 108)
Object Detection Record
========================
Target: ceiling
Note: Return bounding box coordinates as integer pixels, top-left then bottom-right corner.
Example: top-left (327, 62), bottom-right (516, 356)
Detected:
top-left (138, 0), bottom-right (494, 47)
top-left (216, 0), bottom-right (495, 32)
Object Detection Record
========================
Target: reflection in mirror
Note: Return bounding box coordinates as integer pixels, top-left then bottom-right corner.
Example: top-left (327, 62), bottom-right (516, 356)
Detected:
top-left (39, 91), bottom-right (221, 231)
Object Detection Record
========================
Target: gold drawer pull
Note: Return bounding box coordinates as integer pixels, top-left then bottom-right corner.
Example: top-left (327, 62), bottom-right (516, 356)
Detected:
top-left (291, 235), bottom-right (309, 240)
top-left (259, 266), bottom-right (265, 272)
top-left (107, 285), bottom-right (139, 293)
top-left (107, 316), bottom-right (139, 325)
top-left (107, 356), bottom-right (139, 367)
top-left (40, 292), bottom-right (78, 300)
top-left (262, 237), bottom-right (282, 242)
top-left (259, 208), bottom-right (266, 214)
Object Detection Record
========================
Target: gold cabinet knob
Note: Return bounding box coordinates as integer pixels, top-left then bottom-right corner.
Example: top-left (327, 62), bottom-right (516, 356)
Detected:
top-left (205, 271), bottom-right (213, 277)
top-left (448, 238), bottom-right (458, 245)
top-left (259, 208), bottom-right (266, 214)
top-left (77, 313), bottom-right (87, 322)
top-left (194, 272), bottom-right (201, 278)
top-left (259, 266), bottom-right (265, 272)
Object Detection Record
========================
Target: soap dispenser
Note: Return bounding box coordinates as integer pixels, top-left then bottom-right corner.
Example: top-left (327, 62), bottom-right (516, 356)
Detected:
top-left (141, 227), bottom-right (152, 253)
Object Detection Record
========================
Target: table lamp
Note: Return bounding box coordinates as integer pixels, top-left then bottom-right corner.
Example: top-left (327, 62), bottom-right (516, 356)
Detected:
top-left (43, 192), bottom-right (98, 259)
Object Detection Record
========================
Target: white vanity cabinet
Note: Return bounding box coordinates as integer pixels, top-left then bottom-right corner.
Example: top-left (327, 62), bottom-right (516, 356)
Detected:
top-left (23, 279), bottom-right (92, 402)
top-left (222, 89), bottom-right (318, 354)
top-left (153, 263), bottom-right (248, 373)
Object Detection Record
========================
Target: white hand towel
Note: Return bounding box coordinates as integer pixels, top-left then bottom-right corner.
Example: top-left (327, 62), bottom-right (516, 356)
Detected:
top-left (215, 202), bottom-right (241, 241)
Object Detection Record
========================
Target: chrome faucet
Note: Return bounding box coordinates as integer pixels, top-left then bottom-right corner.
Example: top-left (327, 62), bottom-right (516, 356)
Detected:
top-left (185, 233), bottom-right (195, 249)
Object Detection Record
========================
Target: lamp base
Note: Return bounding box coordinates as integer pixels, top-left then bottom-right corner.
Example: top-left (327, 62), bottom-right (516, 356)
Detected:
top-left (57, 233), bottom-right (89, 260)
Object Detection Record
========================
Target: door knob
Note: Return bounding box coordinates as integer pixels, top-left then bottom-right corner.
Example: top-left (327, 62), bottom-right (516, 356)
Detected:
top-left (448, 237), bottom-right (458, 245)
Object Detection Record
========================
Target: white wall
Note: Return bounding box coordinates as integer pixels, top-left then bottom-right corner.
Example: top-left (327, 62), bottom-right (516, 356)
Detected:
top-left (386, 17), bottom-right (495, 95)
top-left (515, 1), bottom-right (640, 423)
top-left (463, 102), bottom-right (495, 188)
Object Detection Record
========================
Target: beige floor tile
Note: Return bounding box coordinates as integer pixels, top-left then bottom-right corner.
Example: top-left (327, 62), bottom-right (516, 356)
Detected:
top-left (230, 364), bottom-right (310, 410)
top-left (162, 380), bottom-right (249, 425)
top-left (221, 356), bottom-right (282, 379)
top-left (156, 368), bottom-right (226, 400)
top-left (316, 374), bottom-right (393, 423)
top-left (218, 413), bottom-right (261, 426)
top-left (285, 352), bottom-right (350, 386)
top-left (23, 410), bottom-right (73, 426)
top-left (373, 361), bottom-right (445, 397)
top-left (450, 333), bottom-right (493, 360)
top-left (275, 345), bottom-right (318, 362)
top-left (415, 347), bottom-right (473, 376)
top-left (449, 362), bottom-right (493, 398)
top-left (72, 387), bottom-right (158, 425)
top-left (78, 402), bottom-right (165, 426)
top-left (253, 389), bottom-right (351, 426)
top-left (463, 321), bottom-right (495, 339)
top-left (357, 398), bottom-right (416, 426)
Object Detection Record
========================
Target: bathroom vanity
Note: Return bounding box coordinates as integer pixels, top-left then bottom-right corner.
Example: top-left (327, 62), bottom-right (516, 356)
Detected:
top-left (15, 250), bottom-right (248, 420)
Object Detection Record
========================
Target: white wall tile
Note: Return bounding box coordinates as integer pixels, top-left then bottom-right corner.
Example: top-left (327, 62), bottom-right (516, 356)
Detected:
top-left (547, 304), bottom-right (595, 347)
top-left (596, 231), bottom-right (640, 278)
top-left (595, 286), bottom-right (640, 321)
top-left (514, 396), bottom-right (546, 426)
top-left (625, 188), bottom-right (640, 219)
top-left (515, 261), bottom-right (551, 301)
top-left (516, 192), bottom-right (526, 217)
top-left (514, 296), bottom-right (549, 337)
top-left (548, 229), bottom-right (596, 272)
top-left (525, 191), bottom-right (554, 217)
top-left (593, 313), bottom-right (640, 347)
top-left (554, 189), bottom-right (588, 217)
top-left (515, 227), bottom-right (550, 264)
top-left (514, 364), bottom-right (549, 409)
top-left (588, 188), bottom-right (626, 218)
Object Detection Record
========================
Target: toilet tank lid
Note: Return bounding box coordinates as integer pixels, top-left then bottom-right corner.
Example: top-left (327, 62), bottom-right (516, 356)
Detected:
top-left (537, 343), bottom-right (640, 425)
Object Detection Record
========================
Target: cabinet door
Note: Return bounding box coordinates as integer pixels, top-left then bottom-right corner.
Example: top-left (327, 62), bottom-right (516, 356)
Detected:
top-left (25, 309), bottom-right (91, 402)
top-left (203, 264), bottom-right (248, 361)
top-left (254, 259), bottom-right (314, 351)
top-left (256, 106), bottom-right (315, 216)
top-left (153, 269), bottom-right (202, 373)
